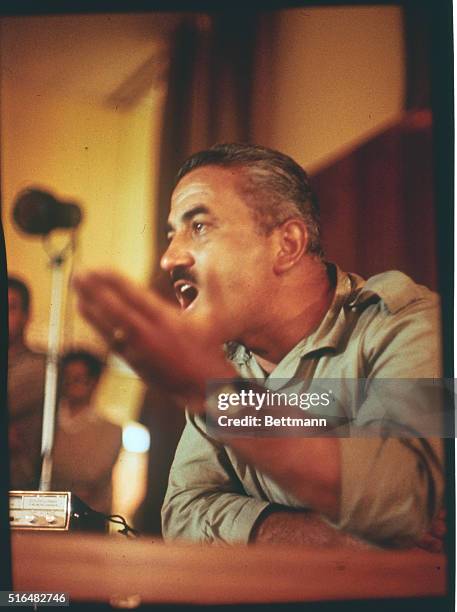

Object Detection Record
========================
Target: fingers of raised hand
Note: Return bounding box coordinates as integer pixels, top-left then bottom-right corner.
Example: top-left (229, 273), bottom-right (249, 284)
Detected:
top-left (73, 270), bottom-right (186, 379)
top-left (74, 272), bottom-right (158, 354)
top-left (74, 270), bottom-right (171, 322)
top-left (72, 270), bottom-right (232, 402)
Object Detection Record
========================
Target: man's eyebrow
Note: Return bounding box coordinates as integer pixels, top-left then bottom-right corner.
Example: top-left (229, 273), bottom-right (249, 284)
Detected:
top-left (181, 205), bottom-right (211, 222)
top-left (167, 205), bottom-right (211, 234)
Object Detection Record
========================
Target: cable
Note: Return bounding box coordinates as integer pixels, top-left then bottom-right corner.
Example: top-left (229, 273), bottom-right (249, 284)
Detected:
top-left (105, 513), bottom-right (140, 537)
top-left (72, 495), bottom-right (140, 538)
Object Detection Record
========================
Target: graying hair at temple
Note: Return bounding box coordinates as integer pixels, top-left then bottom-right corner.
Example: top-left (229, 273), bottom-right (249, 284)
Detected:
top-left (175, 143), bottom-right (323, 258)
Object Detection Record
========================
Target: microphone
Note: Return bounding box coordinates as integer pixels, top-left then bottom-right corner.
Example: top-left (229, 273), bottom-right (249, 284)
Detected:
top-left (12, 188), bottom-right (82, 235)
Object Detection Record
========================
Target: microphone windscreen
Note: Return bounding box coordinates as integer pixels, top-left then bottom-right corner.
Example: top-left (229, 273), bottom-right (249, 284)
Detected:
top-left (12, 188), bottom-right (82, 235)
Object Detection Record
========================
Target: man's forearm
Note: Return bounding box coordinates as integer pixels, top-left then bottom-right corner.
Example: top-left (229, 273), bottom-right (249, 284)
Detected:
top-left (250, 507), bottom-right (372, 549)
top-left (223, 436), bottom-right (341, 521)
top-left (206, 381), bottom-right (342, 521)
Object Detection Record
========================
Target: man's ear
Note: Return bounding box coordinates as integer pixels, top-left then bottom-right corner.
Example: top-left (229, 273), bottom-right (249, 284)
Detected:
top-left (273, 218), bottom-right (308, 274)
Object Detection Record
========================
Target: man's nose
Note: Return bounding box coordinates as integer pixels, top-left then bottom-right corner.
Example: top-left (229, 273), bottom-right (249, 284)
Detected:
top-left (160, 237), bottom-right (195, 273)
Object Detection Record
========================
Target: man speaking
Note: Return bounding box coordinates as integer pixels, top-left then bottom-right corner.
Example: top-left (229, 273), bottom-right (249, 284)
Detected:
top-left (74, 143), bottom-right (443, 548)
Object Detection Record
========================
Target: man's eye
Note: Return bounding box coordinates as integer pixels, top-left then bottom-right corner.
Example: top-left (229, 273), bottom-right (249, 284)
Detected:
top-left (192, 221), bottom-right (207, 235)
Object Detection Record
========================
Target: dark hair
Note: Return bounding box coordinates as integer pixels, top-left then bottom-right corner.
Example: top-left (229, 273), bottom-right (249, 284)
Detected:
top-left (175, 143), bottom-right (323, 257)
top-left (60, 350), bottom-right (105, 379)
top-left (8, 276), bottom-right (30, 313)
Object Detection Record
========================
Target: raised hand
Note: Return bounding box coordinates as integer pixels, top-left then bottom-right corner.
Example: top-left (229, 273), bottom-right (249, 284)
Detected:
top-left (73, 270), bottom-right (235, 410)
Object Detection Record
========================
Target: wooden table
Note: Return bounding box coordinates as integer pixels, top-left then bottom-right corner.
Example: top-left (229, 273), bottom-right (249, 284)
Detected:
top-left (11, 532), bottom-right (446, 606)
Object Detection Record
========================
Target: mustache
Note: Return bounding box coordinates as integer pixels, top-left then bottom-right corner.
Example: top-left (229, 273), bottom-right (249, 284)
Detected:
top-left (170, 266), bottom-right (197, 286)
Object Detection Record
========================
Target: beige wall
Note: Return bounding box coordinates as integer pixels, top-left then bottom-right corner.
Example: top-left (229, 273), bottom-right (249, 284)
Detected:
top-left (255, 6), bottom-right (405, 172)
top-left (2, 87), bottom-right (160, 346)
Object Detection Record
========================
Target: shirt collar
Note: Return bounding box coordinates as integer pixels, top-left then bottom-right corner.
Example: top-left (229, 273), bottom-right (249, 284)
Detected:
top-left (295, 263), bottom-right (364, 355)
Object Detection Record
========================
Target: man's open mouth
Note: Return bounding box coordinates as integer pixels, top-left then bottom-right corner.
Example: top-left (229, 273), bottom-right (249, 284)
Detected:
top-left (174, 280), bottom-right (199, 310)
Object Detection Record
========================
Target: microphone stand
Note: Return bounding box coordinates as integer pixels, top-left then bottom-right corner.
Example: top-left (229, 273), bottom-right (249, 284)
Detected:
top-left (10, 231), bottom-right (108, 532)
top-left (39, 238), bottom-right (74, 491)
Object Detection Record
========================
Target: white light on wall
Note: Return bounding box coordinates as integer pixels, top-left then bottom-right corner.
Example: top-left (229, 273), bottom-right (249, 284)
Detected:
top-left (122, 422), bottom-right (150, 453)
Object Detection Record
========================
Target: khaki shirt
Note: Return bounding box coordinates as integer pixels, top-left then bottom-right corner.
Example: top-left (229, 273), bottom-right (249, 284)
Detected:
top-left (51, 403), bottom-right (122, 515)
top-left (162, 265), bottom-right (444, 546)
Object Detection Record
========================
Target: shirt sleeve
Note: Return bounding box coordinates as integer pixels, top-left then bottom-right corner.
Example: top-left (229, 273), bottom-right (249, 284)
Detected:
top-left (161, 413), bottom-right (270, 543)
top-left (337, 437), bottom-right (443, 545)
top-left (335, 288), bottom-right (445, 546)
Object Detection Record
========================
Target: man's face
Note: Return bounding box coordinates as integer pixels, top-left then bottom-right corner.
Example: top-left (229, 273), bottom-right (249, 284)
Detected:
top-left (161, 166), bottom-right (278, 343)
top-left (61, 360), bottom-right (98, 407)
top-left (8, 288), bottom-right (28, 346)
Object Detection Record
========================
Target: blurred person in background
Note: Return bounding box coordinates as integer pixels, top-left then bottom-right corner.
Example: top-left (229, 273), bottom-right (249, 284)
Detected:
top-left (51, 350), bottom-right (122, 515)
top-left (8, 276), bottom-right (45, 490)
